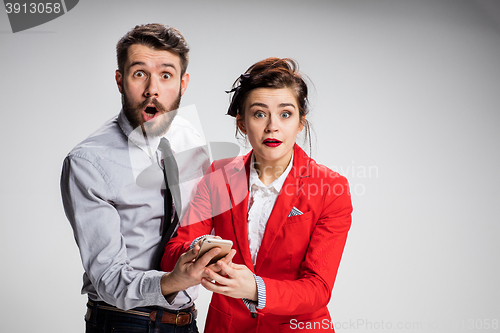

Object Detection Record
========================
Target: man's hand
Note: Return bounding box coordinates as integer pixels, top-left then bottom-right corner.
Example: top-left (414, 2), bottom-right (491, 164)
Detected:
top-left (193, 236), bottom-right (236, 276)
top-left (160, 242), bottom-right (236, 296)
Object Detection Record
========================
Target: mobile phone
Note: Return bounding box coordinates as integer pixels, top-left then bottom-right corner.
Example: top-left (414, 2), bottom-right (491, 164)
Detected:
top-left (195, 238), bottom-right (233, 265)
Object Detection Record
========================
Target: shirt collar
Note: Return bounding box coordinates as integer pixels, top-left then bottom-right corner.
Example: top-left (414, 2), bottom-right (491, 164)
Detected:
top-left (249, 152), bottom-right (294, 193)
top-left (118, 109), bottom-right (162, 156)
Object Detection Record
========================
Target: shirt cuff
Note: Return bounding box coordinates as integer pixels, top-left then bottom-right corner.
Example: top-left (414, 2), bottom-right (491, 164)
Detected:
top-left (142, 271), bottom-right (178, 308)
top-left (242, 298), bottom-right (257, 314)
top-left (190, 235), bottom-right (209, 249)
top-left (242, 274), bottom-right (266, 313)
top-left (254, 275), bottom-right (266, 309)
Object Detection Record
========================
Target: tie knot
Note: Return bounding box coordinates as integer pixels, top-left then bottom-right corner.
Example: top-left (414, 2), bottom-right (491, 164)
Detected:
top-left (159, 138), bottom-right (173, 157)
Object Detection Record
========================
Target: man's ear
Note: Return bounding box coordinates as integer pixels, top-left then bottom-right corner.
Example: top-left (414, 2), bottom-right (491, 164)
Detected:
top-left (237, 116), bottom-right (247, 134)
top-left (115, 70), bottom-right (123, 94)
top-left (180, 72), bottom-right (190, 96)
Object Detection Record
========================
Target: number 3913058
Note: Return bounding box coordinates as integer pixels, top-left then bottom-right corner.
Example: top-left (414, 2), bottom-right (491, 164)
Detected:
top-left (5, 3), bottom-right (62, 14)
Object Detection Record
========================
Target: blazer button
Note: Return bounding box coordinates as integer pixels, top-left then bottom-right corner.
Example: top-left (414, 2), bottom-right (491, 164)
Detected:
top-left (251, 313), bottom-right (257, 318)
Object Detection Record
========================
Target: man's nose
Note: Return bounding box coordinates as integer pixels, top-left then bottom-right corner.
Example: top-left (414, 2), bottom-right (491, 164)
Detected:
top-left (144, 76), bottom-right (159, 97)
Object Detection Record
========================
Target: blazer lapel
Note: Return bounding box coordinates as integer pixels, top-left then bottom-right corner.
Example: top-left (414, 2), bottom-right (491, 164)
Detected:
top-left (254, 177), bottom-right (301, 272)
top-left (225, 153), bottom-right (254, 271)
top-left (255, 145), bottom-right (309, 272)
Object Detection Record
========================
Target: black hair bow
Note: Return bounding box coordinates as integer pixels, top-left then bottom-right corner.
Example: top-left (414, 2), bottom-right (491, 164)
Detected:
top-left (225, 73), bottom-right (251, 117)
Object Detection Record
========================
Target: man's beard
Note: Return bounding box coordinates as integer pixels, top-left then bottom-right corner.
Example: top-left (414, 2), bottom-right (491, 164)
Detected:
top-left (122, 91), bottom-right (181, 137)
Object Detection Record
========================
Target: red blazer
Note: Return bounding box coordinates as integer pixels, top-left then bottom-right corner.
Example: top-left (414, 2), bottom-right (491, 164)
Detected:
top-left (162, 145), bottom-right (352, 333)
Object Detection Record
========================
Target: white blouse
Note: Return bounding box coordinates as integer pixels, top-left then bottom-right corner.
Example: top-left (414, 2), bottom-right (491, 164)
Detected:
top-left (247, 153), bottom-right (293, 266)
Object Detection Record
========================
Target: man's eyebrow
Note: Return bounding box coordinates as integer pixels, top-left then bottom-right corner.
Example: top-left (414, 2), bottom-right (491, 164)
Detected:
top-left (128, 62), bottom-right (177, 70)
top-left (159, 63), bottom-right (177, 70)
top-left (128, 61), bottom-right (146, 68)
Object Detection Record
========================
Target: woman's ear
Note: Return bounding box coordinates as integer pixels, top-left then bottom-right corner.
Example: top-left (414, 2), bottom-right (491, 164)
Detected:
top-left (298, 116), bottom-right (306, 133)
top-left (237, 115), bottom-right (247, 134)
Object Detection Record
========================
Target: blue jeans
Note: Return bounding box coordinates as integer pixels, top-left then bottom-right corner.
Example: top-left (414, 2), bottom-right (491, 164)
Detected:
top-left (85, 302), bottom-right (199, 333)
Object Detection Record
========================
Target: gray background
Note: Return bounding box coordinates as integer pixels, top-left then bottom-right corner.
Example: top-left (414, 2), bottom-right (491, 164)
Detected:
top-left (1, 0), bottom-right (499, 332)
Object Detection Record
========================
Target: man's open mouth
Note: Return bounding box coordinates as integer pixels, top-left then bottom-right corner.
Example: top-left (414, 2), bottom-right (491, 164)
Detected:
top-left (143, 106), bottom-right (159, 122)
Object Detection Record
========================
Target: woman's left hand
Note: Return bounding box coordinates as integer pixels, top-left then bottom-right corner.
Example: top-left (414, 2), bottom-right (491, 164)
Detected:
top-left (201, 261), bottom-right (258, 301)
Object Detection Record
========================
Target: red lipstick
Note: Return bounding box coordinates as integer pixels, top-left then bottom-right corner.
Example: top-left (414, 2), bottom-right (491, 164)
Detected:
top-left (263, 138), bottom-right (282, 147)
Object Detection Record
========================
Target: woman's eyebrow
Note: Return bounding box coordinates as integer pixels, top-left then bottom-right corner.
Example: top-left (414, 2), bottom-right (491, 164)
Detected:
top-left (279, 103), bottom-right (296, 109)
top-left (249, 102), bottom-right (296, 109)
top-left (249, 102), bottom-right (268, 109)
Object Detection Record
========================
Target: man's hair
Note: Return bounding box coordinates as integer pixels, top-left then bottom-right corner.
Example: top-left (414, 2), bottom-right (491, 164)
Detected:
top-left (116, 23), bottom-right (190, 76)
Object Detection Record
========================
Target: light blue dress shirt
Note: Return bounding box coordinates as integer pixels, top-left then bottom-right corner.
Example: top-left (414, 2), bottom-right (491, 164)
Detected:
top-left (61, 110), bottom-right (209, 310)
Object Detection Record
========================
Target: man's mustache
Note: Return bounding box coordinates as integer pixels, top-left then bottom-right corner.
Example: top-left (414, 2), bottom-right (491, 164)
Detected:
top-left (137, 98), bottom-right (167, 113)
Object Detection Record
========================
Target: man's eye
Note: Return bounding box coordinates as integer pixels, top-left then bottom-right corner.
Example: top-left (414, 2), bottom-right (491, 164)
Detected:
top-left (162, 73), bottom-right (172, 79)
top-left (281, 112), bottom-right (291, 119)
top-left (134, 71), bottom-right (146, 78)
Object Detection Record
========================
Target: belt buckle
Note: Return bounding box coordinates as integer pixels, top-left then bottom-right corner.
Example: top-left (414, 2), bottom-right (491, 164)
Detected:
top-left (175, 312), bottom-right (190, 326)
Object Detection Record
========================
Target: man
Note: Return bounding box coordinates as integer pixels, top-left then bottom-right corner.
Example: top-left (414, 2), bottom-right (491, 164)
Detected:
top-left (61, 24), bottom-right (224, 333)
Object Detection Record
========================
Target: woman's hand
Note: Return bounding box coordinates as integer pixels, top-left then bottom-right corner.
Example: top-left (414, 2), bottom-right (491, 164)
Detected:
top-left (206, 249), bottom-right (236, 276)
top-left (201, 261), bottom-right (258, 301)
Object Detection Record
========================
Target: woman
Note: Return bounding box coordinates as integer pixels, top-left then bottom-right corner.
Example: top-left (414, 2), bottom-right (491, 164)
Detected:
top-left (162, 58), bottom-right (352, 332)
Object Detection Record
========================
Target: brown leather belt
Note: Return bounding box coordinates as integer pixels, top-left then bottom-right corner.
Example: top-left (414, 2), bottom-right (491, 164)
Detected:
top-left (149, 309), bottom-right (193, 326)
top-left (87, 301), bottom-right (196, 326)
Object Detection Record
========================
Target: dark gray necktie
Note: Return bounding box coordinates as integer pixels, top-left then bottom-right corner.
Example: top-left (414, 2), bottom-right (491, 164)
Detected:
top-left (153, 138), bottom-right (181, 269)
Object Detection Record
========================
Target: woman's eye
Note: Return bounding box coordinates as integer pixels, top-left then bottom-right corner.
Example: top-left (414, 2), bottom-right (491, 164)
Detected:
top-left (162, 73), bottom-right (172, 79)
top-left (281, 112), bottom-right (291, 118)
top-left (254, 112), bottom-right (265, 118)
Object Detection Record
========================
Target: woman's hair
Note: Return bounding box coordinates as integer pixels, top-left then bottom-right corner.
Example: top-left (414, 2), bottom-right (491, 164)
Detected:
top-left (227, 57), bottom-right (312, 150)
